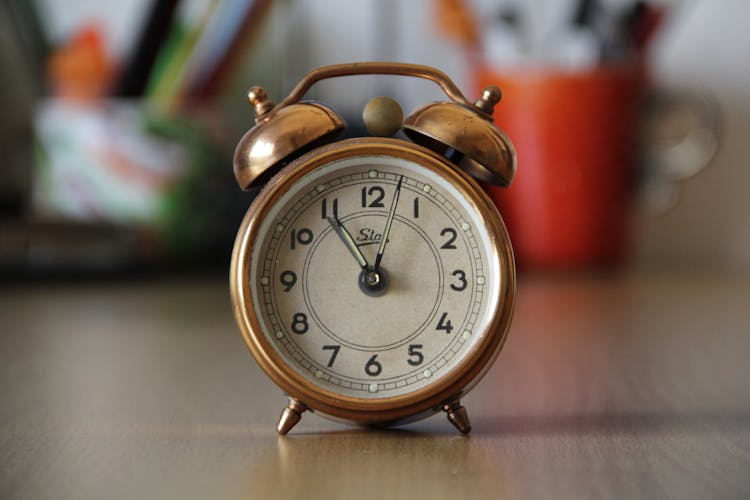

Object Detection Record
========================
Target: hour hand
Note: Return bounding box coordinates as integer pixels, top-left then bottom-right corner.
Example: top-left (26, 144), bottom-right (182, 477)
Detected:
top-left (327, 216), bottom-right (369, 270)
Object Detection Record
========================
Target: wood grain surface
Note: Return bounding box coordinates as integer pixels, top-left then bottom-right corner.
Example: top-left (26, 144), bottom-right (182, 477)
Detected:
top-left (1, 271), bottom-right (749, 499)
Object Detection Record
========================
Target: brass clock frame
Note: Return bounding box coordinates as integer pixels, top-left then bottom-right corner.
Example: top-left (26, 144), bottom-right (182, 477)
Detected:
top-left (233, 62), bottom-right (516, 190)
top-left (230, 137), bottom-right (515, 434)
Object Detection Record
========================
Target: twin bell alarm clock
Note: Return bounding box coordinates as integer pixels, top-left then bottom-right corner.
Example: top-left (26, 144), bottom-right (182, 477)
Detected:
top-left (230, 62), bottom-right (516, 434)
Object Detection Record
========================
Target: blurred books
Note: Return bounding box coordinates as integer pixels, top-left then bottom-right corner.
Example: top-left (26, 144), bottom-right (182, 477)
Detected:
top-left (0, 0), bottom-right (272, 277)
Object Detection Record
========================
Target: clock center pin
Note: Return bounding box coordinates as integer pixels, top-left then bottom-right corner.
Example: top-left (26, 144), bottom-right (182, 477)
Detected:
top-left (359, 267), bottom-right (389, 296)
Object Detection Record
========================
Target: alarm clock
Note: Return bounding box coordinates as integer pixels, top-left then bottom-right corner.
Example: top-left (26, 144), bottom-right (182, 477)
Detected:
top-left (230, 62), bottom-right (516, 434)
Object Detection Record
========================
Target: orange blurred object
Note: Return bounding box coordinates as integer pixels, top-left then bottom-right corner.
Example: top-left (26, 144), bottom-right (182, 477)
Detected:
top-left (47, 25), bottom-right (115, 100)
top-left (476, 64), bottom-right (645, 269)
top-left (434, 0), bottom-right (480, 48)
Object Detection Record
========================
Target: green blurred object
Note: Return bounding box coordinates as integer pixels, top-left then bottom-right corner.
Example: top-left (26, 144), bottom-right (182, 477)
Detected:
top-left (145, 104), bottom-right (242, 264)
top-left (31, 99), bottom-right (242, 271)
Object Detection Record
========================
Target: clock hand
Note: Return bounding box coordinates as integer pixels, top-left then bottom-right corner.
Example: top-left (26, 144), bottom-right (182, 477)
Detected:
top-left (327, 215), bottom-right (369, 270)
top-left (373, 175), bottom-right (403, 271)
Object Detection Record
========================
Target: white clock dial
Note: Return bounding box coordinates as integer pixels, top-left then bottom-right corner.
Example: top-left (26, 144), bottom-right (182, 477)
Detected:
top-left (249, 154), bottom-right (503, 398)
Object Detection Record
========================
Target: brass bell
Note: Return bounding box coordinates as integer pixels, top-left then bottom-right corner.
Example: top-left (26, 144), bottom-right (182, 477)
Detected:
top-left (403, 85), bottom-right (516, 187)
top-left (233, 86), bottom-right (345, 190)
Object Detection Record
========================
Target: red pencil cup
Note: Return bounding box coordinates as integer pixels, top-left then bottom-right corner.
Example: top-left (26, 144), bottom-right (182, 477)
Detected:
top-left (476, 64), bottom-right (644, 270)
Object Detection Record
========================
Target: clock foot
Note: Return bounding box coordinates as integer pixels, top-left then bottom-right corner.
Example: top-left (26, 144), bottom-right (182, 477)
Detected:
top-left (443, 400), bottom-right (472, 434)
top-left (277, 398), bottom-right (307, 435)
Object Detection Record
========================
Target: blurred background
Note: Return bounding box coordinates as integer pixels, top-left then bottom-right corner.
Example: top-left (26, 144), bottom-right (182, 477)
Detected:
top-left (0, 0), bottom-right (748, 278)
top-left (2, 3), bottom-right (750, 496)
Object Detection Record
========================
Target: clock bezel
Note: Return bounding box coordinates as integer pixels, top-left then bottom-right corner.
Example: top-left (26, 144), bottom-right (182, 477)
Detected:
top-left (230, 137), bottom-right (515, 424)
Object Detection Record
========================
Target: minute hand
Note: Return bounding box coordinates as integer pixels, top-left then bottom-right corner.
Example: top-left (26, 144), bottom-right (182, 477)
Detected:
top-left (373, 175), bottom-right (403, 271)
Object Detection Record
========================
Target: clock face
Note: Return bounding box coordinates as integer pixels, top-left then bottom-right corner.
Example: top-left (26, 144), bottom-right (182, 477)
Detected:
top-left (244, 149), bottom-right (507, 400)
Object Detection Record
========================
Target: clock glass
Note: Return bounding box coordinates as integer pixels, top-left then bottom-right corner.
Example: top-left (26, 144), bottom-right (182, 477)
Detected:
top-left (246, 147), bottom-right (505, 401)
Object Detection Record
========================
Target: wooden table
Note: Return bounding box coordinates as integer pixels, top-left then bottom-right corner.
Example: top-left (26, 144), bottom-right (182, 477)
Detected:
top-left (1, 271), bottom-right (749, 499)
